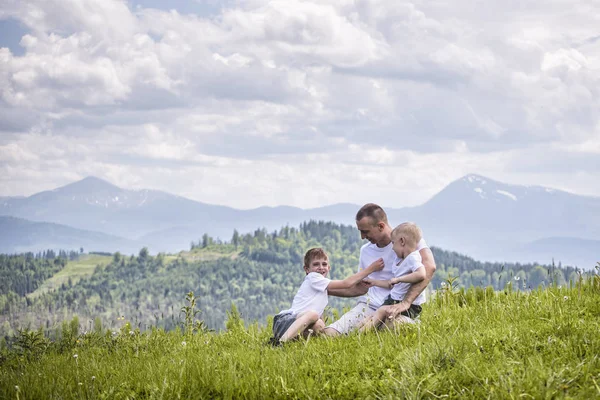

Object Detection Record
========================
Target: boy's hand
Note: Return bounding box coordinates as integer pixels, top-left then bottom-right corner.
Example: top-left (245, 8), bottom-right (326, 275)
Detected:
top-left (390, 277), bottom-right (401, 285)
top-left (368, 258), bottom-right (385, 272)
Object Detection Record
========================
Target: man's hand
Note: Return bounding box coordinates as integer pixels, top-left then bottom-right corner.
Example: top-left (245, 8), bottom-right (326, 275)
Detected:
top-left (386, 301), bottom-right (410, 319)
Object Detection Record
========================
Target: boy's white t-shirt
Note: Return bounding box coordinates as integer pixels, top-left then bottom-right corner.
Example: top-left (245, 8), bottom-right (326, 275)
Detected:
top-left (280, 272), bottom-right (331, 317)
top-left (390, 250), bottom-right (426, 305)
top-left (357, 238), bottom-right (428, 309)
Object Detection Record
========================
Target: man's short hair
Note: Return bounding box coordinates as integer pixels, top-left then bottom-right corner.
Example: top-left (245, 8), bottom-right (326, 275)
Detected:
top-left (356, 203), bottom-right (388, 225)
top-left (391, 222), bottom-right (422, 248)
top-left (303, 248), bottom-right (328, 269)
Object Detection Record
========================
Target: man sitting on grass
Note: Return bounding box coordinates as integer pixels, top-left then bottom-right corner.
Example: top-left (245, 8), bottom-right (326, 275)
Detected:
top-left (270, 247), bottom-right (384, 345)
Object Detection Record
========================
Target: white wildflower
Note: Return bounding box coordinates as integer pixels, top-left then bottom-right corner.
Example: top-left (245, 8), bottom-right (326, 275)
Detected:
top-left (441, 282), bottom-right (447, 287)
top-left (514, 276), bottom-right (520, 281)
top-left (73, 354), bottom-right (78, 359)
top-left (15, 386), bottom-right (19, 391)
top-left (92, 376), bottom-right (96, 380)
top-left (563, 296), bottom-right (569, 301)
top-left (181, 341), bottom-right (187, 347)
top-left (78, 382), bottom-right (83, 386)
top-left (129, 331), bottom-right (134, 335)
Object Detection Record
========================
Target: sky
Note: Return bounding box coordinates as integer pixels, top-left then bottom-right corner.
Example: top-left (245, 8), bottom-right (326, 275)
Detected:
top-left (0, 0), bottom-right (599, 210)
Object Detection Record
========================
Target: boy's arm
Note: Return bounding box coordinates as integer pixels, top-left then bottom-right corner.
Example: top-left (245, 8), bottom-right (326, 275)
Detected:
top-left (327, 280), bottom-right (370, 297)
top-left (390, 266), bottom-right (426, 284)
top-left (363, 278), bottom-right (393, 289)
top-left (327, 258), bottom-right (384, 291)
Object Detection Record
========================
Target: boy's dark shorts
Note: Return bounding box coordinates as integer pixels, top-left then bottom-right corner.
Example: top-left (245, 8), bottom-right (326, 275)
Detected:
top-left (382, 296), bottom-right (422, 320)
top-left (272, 312), bottom-right (296, 341)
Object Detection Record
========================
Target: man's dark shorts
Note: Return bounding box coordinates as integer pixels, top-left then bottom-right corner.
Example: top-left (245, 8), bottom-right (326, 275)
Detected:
top-left (382, 296), bottom-right (422, 320)
top-left (271, 312), bottom-right (296, 342)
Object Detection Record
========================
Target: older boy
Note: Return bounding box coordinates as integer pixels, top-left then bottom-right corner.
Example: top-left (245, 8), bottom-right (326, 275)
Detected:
top-left (271, 247), bottom-right (384, 344)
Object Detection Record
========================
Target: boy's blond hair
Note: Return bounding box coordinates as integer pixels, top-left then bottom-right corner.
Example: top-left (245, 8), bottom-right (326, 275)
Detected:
top-left (303, 248), bottom-right (328, 269)
top-left (391, 222), bottom-right (422, 249)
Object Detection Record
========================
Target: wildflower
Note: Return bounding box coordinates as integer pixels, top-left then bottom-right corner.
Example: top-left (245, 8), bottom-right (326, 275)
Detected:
top-left (129, 331), bottom-right (134, 335)
top-left (514, 276), bottom-right (520, 281)
top-left (92, 376), bottom-right (96, 380)
top-left (548, 336), bottom-right (553, 343)
top-left (204, 340), bottom-right (209, 345)
top-left (181, 341), bottom-right (187, 347)
top-left (563, 296), bottom-right (569, 301)
top-left (78, 382), bottom-right (83, 386)
top-left (15, 386), bottom-right (19, 391)
top-left (441, 282), bottom-right (447, 287)
top-left (73, 354), bottom-right (78, 359)
top-left (308, 329), bottom-right (314, 334)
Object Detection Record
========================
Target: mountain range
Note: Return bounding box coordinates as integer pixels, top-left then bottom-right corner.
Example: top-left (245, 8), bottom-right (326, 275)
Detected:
top-left (1, 175), bottom-right (598, 269)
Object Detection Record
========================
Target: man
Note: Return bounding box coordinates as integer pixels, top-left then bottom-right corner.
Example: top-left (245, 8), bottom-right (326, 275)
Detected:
top-left (323, 203), bottom-right (436, 336)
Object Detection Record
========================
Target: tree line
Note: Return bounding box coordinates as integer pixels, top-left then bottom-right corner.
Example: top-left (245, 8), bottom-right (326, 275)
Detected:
top-left (0, 221), bottom-right (588, 337)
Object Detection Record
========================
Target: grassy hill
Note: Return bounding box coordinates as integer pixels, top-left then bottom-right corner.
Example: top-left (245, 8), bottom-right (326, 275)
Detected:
top-left (28, 254), bottom-right (112, 299)
top-left (1, 278), bottom-right (599, 398)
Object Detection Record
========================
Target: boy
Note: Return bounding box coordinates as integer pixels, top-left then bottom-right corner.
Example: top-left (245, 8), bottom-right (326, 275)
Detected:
top-left (360, 222), bottom-right (426, 331)
top-left (271, 247), bottom-right (384, 344)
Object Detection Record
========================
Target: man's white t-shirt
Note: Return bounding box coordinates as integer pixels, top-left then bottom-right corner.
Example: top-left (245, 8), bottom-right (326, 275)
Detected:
top-left (357, 238), bottom-right (428, 309)
top-left (280, 272), bottom-right (331, 317)
top-left (390, 250), bottom-right (426, 305)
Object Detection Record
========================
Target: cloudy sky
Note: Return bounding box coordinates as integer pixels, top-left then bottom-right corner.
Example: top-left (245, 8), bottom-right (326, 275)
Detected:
top-left (0, 0), bottom-right (599, 209)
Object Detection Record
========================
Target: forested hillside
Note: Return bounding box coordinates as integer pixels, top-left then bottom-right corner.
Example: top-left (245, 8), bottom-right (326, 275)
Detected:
top-left (0, 221), bottom-right (586, 336)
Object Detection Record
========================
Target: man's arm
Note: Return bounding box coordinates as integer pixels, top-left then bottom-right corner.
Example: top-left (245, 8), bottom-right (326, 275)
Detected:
top-left (387, 247), bottom-right (436, 318)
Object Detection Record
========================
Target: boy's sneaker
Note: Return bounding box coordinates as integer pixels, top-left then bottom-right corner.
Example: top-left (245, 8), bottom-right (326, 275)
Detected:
top-left (267, 337), bottom-right (282, 347)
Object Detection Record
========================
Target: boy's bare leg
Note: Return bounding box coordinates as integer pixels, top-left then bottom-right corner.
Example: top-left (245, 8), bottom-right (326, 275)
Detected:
top-left (361, 306), bottom-right (390, 332)
top-left (383, 314), bottom-right (415, 330)
top-left (313, 319), bottom-right (325, 334)
top-left (280, 311), bottom-right (319, 342)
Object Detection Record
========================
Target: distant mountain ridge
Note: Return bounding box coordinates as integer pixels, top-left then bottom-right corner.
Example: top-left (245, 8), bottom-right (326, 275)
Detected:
top-left (0, 216), bottom-right (139, 254)
top-left (1, 174), bottom-right (598, 268)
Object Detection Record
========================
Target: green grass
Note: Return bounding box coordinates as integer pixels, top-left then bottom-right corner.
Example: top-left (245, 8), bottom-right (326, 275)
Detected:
top-left (27, 255), bottom-right (112, 299)
top-left (2, 280), bottom-right (600, 399)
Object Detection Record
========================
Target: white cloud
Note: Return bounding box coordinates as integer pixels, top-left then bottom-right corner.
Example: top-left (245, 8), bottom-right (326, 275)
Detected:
top-left (0, 0), bottom-right (599, 207)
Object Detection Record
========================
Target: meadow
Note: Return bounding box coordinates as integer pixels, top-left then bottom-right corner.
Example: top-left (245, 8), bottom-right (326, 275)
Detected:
top-left (1, 272), bottom-right (599, 399)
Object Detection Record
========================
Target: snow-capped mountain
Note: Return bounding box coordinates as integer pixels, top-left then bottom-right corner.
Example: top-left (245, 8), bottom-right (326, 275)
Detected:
top-left (1, 174), bottom-right (598, 268)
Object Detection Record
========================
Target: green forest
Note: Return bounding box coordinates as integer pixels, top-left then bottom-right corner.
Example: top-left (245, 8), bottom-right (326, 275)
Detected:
top-left (0, 221), bottom-right (588, 337)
